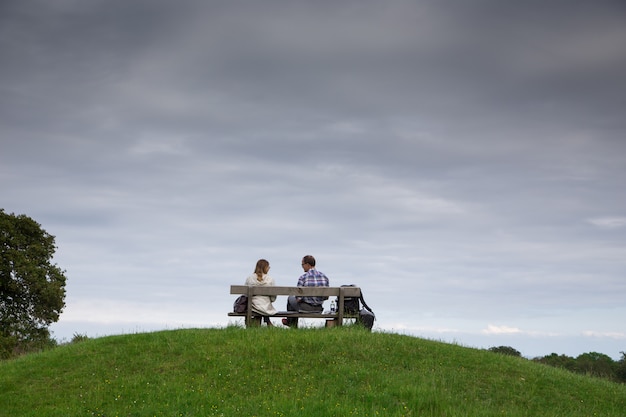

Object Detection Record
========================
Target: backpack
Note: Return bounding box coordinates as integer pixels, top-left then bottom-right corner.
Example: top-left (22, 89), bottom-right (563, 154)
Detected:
top-left (339, 285), bottom-right (376, 331)
top-left (341, 284), bottom-right (361, 314)
top-left (233, 295), bottom-right (248, 313)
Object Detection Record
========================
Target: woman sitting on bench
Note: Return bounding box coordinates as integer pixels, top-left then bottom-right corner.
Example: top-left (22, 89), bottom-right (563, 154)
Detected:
top-left (244, 259), bottom-right (277, 326)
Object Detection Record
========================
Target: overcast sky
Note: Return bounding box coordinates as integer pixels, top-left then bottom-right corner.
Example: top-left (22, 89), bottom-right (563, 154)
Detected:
top-left (2, 0), bottom-right (625, 359)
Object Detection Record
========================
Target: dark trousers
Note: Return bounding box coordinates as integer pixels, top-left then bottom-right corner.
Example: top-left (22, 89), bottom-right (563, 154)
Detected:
top-left (284, 295), bottom-right (322, 327)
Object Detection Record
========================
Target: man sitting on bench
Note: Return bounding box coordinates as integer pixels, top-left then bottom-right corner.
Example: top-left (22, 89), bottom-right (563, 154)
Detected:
top-left (283, 255), bottom-right (330, 327)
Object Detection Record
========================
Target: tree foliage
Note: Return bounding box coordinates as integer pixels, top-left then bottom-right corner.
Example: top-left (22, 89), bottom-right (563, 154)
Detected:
top-left (616, 352), bottom-right (626, 383)
top-left (488, 346), bottom-right (626, 383)
top-left (534, 351), bottom-right (626, 383)
top-left (0, 209), bottom-right (67, 358)
top-left (574, 352), bottom-right (616, 379)
top-left (488, 346), bottom-right (522, 357)
top-left (535, 353), bottom-right (577, 372)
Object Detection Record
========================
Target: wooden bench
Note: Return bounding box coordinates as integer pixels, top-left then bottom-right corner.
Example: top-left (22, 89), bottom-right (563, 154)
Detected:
top-left (228, 285), bottom-right (361, 327)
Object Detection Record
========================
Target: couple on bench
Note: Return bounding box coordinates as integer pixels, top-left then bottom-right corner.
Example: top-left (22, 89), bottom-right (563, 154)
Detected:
top-left (243, 255), bottom-right (329, 327)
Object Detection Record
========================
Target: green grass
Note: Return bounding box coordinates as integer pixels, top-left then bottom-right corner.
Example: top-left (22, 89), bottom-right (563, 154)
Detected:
top-left (1, 327), bottom-right (625, 416)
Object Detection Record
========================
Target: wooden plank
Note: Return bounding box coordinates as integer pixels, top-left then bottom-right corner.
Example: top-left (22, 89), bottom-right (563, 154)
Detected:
top-left (245, 286), bottom-right (254, 326)
top-left (337, 286), bottom-right (345, 325)
top-left (229, 285), bottom-right (361, 297)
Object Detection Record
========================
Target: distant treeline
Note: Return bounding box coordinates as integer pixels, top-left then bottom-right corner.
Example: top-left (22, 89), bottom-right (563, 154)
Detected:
top-left (488, 346), bottom-right (626, 383)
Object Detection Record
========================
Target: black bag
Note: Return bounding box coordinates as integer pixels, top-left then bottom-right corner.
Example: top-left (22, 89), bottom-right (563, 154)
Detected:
top-left (233, 295), bottom-right (248, 313)
top-left (341, 284), bottom-right (360, 314)
top-left (339, 285), bottom-right (375, 331)
top-left (358, 309), bottom-right (375, 331)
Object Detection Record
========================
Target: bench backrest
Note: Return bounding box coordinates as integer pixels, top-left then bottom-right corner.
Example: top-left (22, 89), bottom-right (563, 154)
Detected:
top-left (230, 285), bottom-right (361, 297)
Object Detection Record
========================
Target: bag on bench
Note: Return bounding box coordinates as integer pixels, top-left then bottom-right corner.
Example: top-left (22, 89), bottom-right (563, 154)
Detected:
top-left (233, 295), bottom-right (248, 313)
top-left (339, 285), bottom-right (376, 331)
top-left (341, 284), bottom-right (361, 314)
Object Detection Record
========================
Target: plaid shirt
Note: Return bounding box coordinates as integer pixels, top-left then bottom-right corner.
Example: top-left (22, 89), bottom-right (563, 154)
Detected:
top-left (297, 268), bottom-right (330, 305)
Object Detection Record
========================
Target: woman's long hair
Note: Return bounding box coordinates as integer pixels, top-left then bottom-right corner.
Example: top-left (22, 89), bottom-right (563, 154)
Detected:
top-left (254, 259), bottom-right (270, 280)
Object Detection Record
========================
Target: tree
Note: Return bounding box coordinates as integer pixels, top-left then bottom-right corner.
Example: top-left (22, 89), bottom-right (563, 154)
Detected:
top-left (488, 346), bottom-right (522, 357)
top-left (534, 353), bottom-right (577, 372)
top-left (535, 352), bottom-right (624, 382)
top-left (0, 209), bottom-right (67, 358)
top-left (616, 352), bottom-right (626, 383)
top-left (574, 352), bottom-right (616, 380)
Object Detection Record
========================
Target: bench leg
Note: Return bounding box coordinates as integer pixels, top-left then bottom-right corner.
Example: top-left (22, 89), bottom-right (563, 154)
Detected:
top-left (283, 317), bottom-right (298, 328)
top-left (325, 319), bottom-right (338, 328)
top-left (245, 316), bottom-right (262, 327)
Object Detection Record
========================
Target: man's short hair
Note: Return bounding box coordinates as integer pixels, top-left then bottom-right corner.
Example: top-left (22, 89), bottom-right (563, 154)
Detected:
top-left (302, 255), bottom-right (316, 267)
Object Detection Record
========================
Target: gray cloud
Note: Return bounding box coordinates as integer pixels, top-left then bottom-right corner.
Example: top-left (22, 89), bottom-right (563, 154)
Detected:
top-left (2, 0), bottom-right (625, 358)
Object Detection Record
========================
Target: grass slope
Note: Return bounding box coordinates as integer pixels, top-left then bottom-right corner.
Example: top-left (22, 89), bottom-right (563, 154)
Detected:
top-left (1, 327), bottom-right (625, 416)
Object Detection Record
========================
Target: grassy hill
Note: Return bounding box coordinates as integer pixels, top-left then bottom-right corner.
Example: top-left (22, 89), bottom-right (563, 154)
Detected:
top-left (1, 327), bottom-right (625, 417)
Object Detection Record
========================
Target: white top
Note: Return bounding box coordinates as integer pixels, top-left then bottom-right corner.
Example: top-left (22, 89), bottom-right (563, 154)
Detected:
top-left (244, 273), bottom-right (277, 315)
